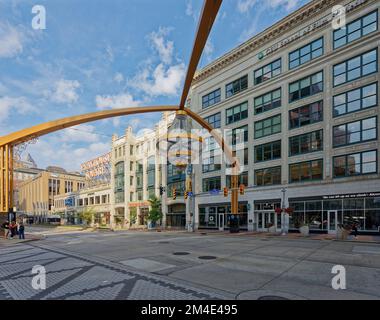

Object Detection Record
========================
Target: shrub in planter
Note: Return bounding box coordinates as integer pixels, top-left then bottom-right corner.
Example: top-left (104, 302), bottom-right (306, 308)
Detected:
top-left (299, 224), bottom-right (309, 236)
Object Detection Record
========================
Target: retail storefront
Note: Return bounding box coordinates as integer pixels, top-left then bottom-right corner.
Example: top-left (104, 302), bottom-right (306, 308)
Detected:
top-left (253, 192), bottom-right (380, 234)
top-left (288, 192), bottom-right (380, 234)
top-left (254, 200), bottom-right (282, 232)
top-left (199, 202), bottom-right (248, 230)
top-left (167, 204), bottom-right (186, 228)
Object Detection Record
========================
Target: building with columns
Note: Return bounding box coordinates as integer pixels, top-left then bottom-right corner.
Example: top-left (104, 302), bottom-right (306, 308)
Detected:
top-left (110, 112), bottom-right (183, 229)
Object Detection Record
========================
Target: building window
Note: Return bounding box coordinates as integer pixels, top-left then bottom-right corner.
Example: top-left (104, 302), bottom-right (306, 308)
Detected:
top-left (254, 88), bottom-right (281, 115)
top-left (202, 176), bottom-right (221, 192)
top-left (334, 11), bottom-right (378, 49)
top-left (167, 181), bottom-right (185, 197)
top-left (289, 159), bottom-right (323, 183)
top-left (289, 71), bottom-right (323, 103)
top-left (130, 192), bottom-right (134, 202)
top-left (289, 37), bottom-right (323, 69)
top-left (130, 176), bottom-right (134, 186)
top-left (226, 101), bottom-right (248, 125)
top-left (226, 148), bottom-right (248, 168)
top-left (254, 114), bottom-right (281, 139)
top-left (333, 82), bottom-right (377, 117)
top-left (137, 190), bottom-right (143, 201)
top-left (147, 156), bottom-right (155, 187)
top-left (333, 150), bottom-right (377, 177)
top-left (255, 166), bottom-right (281, 186)
top-left (226, 172), bottom-right (248, 188)
top-left (204, 112), bottom-right (221, 128)
top-left (202, 88), bottom-right (221, 108)
top-left (333, 49), bottom-right (377, 86)
top-left (289, 101), bottom-right (323, 129)
top-left (130, 161), bottom-right (134, 171)
top-left (114, 161), bottom-right (125, 203)
top-left (226, 75), bottom-right (248, 98)
top-left (255, 140), bottom-right (281, 163)
top-left (289, 130), bottom-right (323, 156)
top-left (129, 145), bottom-right (134, 156)
top-left (333, 117), bottom-right (377, 147)
top-left (226, 125), bottom-right (248, 146)
top-left (254, 58), bottom-right (281, 85)
top-left (202, 137), bottom-right (221, 173)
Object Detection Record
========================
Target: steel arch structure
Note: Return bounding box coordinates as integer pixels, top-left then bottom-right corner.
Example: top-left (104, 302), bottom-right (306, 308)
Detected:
top-left (0, 0), bottom-right (240, 219)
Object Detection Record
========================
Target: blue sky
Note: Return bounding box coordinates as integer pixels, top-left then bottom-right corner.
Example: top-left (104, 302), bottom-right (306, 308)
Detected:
top-left (0, 0), bottom-right (309, 171)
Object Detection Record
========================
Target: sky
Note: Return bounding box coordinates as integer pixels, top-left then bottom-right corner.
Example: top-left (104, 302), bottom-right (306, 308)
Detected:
top-left (0, 0), bottom-right (310, 171)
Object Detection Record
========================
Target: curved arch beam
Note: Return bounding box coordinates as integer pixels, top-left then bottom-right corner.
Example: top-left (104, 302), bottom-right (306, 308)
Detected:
top-left (179, 0), bottom-right (222, 109)
top-left (0, 105), bottom-right (180, 147)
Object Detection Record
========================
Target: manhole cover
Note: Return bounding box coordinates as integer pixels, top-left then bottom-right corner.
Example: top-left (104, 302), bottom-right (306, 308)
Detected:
top-left (160, 241), bottom-right (170, 244)
top-left (198, 256), bottom-right (217, 260)
top-left (173, 252), bottom-right (190, 255)
top-left (258, 296), bottom-right (289, 300)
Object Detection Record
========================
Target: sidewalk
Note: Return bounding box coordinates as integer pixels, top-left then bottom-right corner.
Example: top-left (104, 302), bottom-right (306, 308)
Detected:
top-left (0, 233), bottom-right (44, 247)
top-left (194, 230), bottom-right (380, 244)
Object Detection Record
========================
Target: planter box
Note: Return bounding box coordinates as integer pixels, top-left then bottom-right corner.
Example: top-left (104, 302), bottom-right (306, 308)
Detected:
top-left (299, 226), bottom-right (309, 236)
top-left (268, 226), bottom-right (277, 234)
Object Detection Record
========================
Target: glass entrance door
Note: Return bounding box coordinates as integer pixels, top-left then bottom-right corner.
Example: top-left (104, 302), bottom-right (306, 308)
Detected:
top-left (328, 210), bottom-right (338, 234)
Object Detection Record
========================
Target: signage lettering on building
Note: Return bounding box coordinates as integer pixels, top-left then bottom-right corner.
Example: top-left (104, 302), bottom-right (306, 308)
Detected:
top-left (322, 192), bottom-right (380, 200)
top-left (129, 201), bottom-right (150, 208)
top-left (260, 0), bottom-right (368, 59)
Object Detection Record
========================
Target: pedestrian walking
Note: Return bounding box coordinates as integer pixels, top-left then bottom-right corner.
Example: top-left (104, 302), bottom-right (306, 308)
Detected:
top-left (352, 223), bottom-right (358, 239)
top-left (18, 221), bottom-right (25, 240)
top-left (1, 220), bottom-right (10, 239)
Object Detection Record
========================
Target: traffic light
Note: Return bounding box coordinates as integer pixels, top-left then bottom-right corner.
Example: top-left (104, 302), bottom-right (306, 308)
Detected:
top-left (239, 184), bottom-right (245, 195)
top-left (172, 188), bottom-right (176, 200)
top-left (184, 191), bottom-right (188, 200)
top-left (223, 187), bottom-right (228, 197)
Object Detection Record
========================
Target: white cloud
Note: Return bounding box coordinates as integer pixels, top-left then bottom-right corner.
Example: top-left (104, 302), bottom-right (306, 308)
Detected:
top-left (204, 40), bottom-right (214, 62)
top-left (148, 27), bottom-right (174, 65)
top-left (0, 96), bottom-right (36, 123)
top-left (95, 93), bottom-right (141, 110)
top-left (59, 124), bottom-right (100, 143)
top-left (0, 22), bottom-right (23, 58)
top-left (114, 72), bottom-right (124, 83)
top-left (28, 138), bottom-right (110, 172)
top-left (49, 79), bottom-right (81, 104)
top-left (131, 62), bottom-right (185, 97)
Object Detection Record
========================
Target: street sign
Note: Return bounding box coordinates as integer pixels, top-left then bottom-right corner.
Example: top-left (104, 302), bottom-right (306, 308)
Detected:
top-left (188, 192), bottom-right (193, 197)
top-left (209, 189), bottom-right (220, 195)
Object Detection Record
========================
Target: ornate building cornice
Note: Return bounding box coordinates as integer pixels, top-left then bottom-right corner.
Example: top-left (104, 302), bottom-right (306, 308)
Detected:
top-left (193, 0), bottom-right (370, 84)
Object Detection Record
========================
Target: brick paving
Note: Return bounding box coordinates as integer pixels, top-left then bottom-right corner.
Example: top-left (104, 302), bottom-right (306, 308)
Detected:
top-left (0, 243), bottom-right (228, 300)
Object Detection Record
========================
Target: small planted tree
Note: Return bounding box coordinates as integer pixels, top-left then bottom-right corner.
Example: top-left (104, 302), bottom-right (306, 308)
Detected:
top-left (79, 208), bottom-right (95, 226)
top-left (148, 196), bottom-right (162, 228)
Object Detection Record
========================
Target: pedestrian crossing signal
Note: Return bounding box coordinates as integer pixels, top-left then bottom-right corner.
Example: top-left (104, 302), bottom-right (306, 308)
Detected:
top-left (223, 187), bottom-right (228, 197)
top-left (239, 184), bottom-right (245, 195)
top-left (172, 188), bottom-right (176, 200)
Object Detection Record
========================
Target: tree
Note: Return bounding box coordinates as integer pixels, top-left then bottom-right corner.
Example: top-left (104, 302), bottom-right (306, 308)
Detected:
top-left (79, 208), bottom-right (95, 225)
top-left (148, 196), bottom-right (162, 225)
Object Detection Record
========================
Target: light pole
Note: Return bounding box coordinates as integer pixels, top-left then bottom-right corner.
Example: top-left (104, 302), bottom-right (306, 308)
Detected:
top-left (281, 188), bottom-right (286, 236)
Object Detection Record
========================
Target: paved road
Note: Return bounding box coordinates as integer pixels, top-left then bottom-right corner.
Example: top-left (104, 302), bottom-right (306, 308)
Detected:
top-left (1, 229), bottom-right (380, 300)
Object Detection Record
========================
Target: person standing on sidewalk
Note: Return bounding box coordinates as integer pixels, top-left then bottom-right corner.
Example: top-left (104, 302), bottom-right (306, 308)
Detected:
top-left (18, 221), bottom-right (25, 240)
top-left (9, 221), bottom-right (17, 239)
top-left (352, 223), bottom-right (359, 240)
top-left (1, 220), bottom-right (10, 239)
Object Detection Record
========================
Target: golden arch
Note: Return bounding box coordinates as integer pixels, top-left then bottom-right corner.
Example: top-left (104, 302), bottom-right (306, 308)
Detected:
top-left (0, 0), bottom-right (240, 217)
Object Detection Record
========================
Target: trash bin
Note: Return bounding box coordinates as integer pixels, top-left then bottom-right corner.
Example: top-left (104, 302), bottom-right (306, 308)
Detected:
top-left (229, 215), bottom-right (240, 233)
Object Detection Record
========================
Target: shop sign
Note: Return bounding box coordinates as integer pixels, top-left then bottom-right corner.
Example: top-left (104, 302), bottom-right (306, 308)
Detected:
top-left (129, 201), bottom-right (150, 208)
top-left (322, 192), bottom-right (380, 200)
